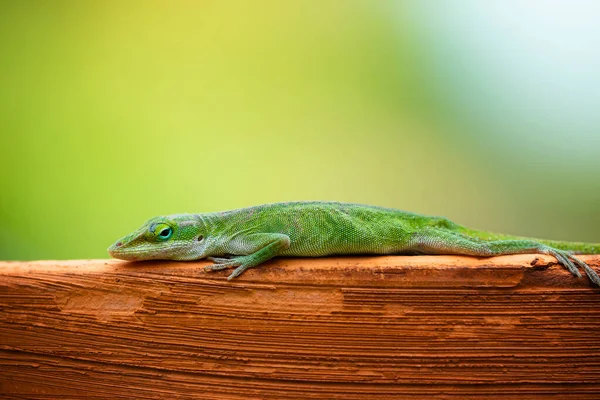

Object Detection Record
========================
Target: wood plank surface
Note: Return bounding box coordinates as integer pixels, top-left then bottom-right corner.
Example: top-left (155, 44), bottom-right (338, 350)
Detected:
top-left (1, 255), bottom-right (600, 399)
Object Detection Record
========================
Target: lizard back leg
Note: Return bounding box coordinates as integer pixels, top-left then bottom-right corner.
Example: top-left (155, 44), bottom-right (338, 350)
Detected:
top-left (410, 228), bottom-right (600, 285)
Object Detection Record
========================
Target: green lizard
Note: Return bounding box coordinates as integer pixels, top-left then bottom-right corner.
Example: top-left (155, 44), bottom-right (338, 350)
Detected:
top-left (108, 201), bottom-right (600, 285)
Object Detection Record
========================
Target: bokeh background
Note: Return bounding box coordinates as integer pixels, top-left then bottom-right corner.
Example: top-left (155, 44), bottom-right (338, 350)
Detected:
top-left (1, 1), bottom-right (599, 260)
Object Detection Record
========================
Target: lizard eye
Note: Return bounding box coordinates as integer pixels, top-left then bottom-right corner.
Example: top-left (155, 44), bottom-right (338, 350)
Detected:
top-left (152, 223), bottom-right (173, 241)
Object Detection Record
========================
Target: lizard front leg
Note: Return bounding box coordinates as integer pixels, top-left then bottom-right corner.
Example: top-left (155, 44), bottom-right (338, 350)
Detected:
top-left (410, 228), bottom-right (600, 285)
top-left (204, 233), bottom-right (291, 280)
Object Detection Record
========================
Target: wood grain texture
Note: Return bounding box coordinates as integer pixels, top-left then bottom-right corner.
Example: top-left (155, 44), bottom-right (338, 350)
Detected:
top-left (1, 255), bottom-right (600, 399)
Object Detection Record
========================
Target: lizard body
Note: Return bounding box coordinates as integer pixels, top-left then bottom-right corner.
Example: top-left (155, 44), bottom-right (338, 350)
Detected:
top-left (108, 201), bottom-right (600, 284)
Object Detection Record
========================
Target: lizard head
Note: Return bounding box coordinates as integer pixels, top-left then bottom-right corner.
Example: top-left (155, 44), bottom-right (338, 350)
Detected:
top-left (108, 214), bottom-right (208, 261)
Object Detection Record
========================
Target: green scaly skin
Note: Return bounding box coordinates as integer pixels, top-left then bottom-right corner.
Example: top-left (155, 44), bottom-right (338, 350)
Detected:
top-left (108, 201), bottom-right (600, 284)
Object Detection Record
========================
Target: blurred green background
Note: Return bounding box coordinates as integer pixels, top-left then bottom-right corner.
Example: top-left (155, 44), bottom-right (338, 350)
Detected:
top-left (1, 1), bottom-right (599, 260)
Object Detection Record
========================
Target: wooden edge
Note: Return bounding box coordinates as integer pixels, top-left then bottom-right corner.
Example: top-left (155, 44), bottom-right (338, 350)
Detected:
top-left (1, 254), bottom-right (599, 289)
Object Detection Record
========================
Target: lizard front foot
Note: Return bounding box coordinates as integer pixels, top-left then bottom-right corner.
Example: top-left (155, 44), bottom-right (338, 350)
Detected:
top-left (204, 256), bottom-right (253, 280)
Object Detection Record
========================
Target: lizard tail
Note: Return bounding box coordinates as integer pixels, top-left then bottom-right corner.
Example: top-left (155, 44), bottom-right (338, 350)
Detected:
top-left (535, 239), bottom-right (600, 254)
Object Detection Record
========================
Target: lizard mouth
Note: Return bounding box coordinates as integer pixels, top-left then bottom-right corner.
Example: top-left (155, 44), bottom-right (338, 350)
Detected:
top-left (107, 241), bottom-right (146, 260)
top-left (108, 248), bottom-right (140, 260)
top-left (107, 244), bottom-right (137, 260)
top-left (107, 242), bottom-right (191, 261)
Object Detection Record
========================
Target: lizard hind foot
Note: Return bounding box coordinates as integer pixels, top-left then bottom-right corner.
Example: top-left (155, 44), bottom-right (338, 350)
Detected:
top-left (545, 247), bottom-right (600, 286)
top-left (546, 248), bottom-right (582, 278)
top-left (568, 254), bottom-right (600, 286)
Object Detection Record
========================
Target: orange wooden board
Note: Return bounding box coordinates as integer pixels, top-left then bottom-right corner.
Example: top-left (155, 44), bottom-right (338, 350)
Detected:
top-left (1, 255), bottom-right (600, 399)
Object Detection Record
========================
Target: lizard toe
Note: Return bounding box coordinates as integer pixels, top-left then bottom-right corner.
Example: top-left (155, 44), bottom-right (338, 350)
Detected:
top-left (547, 248), bottom-right (582, 278)
top-left (208, 257), bottom-right (231, 263)
top-left (204, 263), bottom-right (235, 272)
top-left (227, 265), bottom-right (251, 280)
top-left (569, 255), bottom-right (600, 286)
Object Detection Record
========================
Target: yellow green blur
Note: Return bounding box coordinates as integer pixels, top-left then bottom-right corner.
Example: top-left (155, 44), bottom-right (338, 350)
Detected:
top-left (1, 1), bottom-right (598, 260)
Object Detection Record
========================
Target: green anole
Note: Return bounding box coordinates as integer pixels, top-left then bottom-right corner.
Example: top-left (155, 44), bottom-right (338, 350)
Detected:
top-left (108, 201), bottom-right (600, 284)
